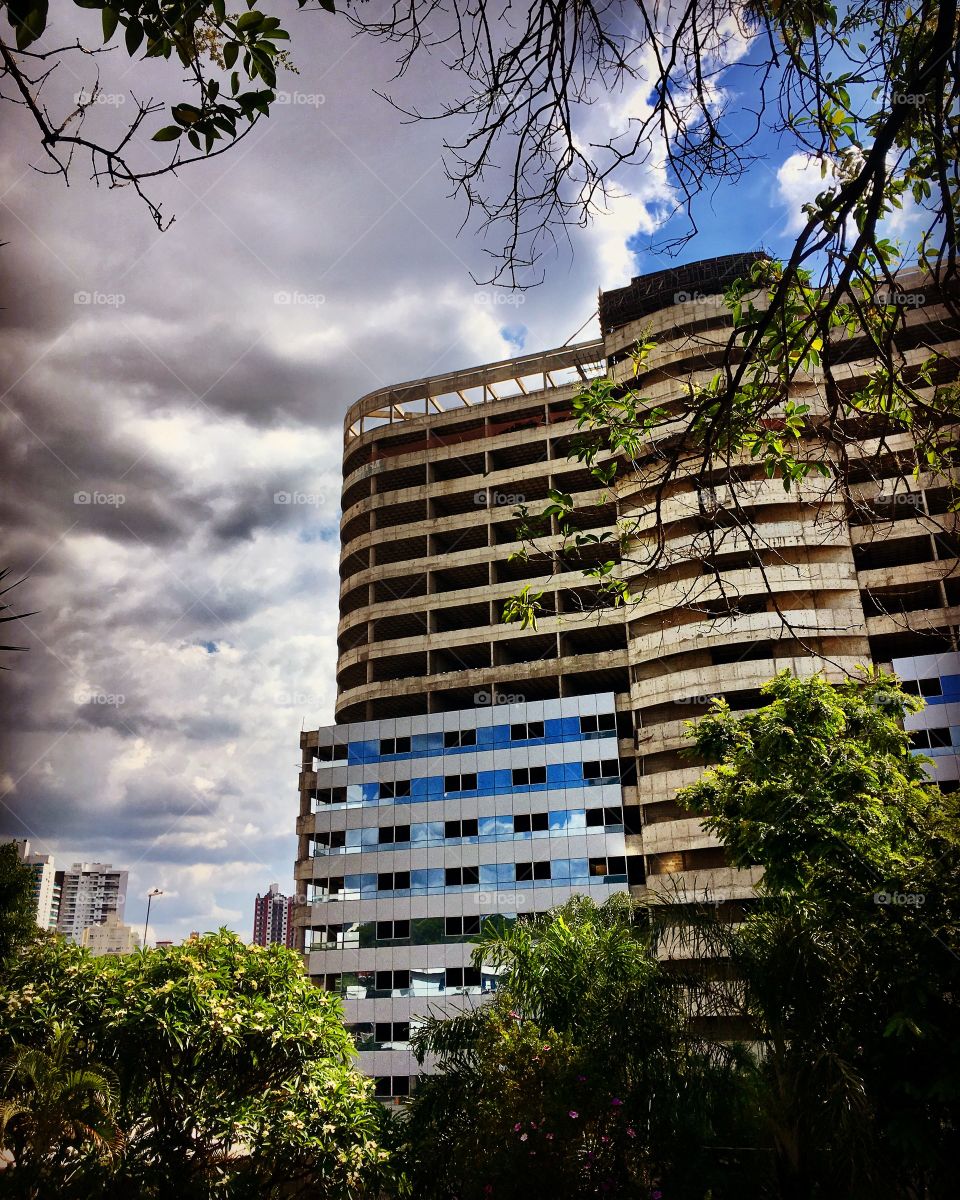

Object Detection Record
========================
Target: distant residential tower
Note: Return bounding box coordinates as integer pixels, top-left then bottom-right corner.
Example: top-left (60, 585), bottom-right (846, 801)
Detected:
top-left (56, 862), bottom-right (128, 944)
top-left (252, 883), bottom-right (295, 947)
top-left (13, 840), bottom-right (60, 930)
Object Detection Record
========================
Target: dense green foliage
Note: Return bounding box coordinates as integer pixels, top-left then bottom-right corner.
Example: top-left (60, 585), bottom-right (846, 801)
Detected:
top-left (402, 895), bottom-right (767, 1199)
top-left (0, 1027), bottom-right (123, 1183)
top-left (0, 843), bottom-right (36, 964)
top-left (678, 670), bottom-right (960, 1199)
top-left (680, 668), bottom-right (953, 897)
top-left (0, 930), bottom-right (402, 1198)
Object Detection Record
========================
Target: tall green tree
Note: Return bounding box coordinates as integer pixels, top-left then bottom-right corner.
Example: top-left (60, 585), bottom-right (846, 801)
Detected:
top-left (0, 930), bottom-right (404, 1199)
top-left (677, 670), bottom-right (960, 1200)
top-left (0, 841), bottom-right (36, 963)
top-left (403, 895), bottom-right (767, 1199)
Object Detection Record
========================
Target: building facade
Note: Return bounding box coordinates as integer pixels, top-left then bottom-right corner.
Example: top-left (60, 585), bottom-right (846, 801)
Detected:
top-left (56, 863), bottom-right (128, 945)
top-left (301, 693), bottom-right (642, 1093)
top-left (296, 253), bottom-right (960, 1095)
top-left (252, 883), bottom-right (296, 947)
top-left (81, 913), bottom-right (141, 956)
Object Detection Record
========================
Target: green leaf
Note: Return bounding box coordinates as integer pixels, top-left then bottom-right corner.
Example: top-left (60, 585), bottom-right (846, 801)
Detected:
top-left (152, 126), bottom-right (183, 142)
top-left (224, 40), bottom-right (239, 69)
top-left (236, 10), bottom-right (264, 29)
top-left (318, 0), bottom-right (335, 9)
top-left (257, 59), bottom-right (276, 89)
top-left (125, 18), bottom-right (144, 55)
top-left (172, 104), bottom-right (202, 126)
top-left (14, 0), bottom-right (48, 49)
top-left (101, 6), bottom-right (119, 42)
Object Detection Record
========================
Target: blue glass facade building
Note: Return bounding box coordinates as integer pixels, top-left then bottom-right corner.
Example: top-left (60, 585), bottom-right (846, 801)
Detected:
top-left (299, 693), bottom-right (643, 1094)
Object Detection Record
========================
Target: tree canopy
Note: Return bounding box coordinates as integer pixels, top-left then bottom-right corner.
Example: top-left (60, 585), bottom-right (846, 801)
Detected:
top-left (677, 670), bottom-right (960, 1199)
top-left (0, 930), bottom-right (403, 1198)
top-left (0, 842), bottom-right (36, 963)
top-left (403, 895), bottom-right (764, 1199)
top-left (678, 667), bottom-right (955, 897)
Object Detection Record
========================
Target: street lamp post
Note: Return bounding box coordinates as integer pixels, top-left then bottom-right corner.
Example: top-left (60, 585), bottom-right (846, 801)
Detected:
top-left (143, 888), bottom-right (164, 946)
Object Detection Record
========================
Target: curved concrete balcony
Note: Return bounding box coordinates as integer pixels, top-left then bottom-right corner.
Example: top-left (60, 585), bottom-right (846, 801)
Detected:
top-left (629, 654), bottom-right (866, 713)
top-left (618, 520), bottom-right (851, 568)
top-left (865, 604), bottom-right (960, 637)
top-left (339, 448), bottom-right (609, 537)
top-left (335, 646), bottom-right (631, 716)
top-left (851, 512), bottom-right (956, 544)
top-left (627, 606), bottom-right (869, 668)
top-left (635, 717), bottom-right (692, 757)
top-left (644, 865), bottom-right (764, 904)
top-left (636, 766), bottom-right (705, 799)
top-left (339, 543), bottom-right (496, 598)
top-left (338, 565), bottom-right (626, 638)
top-left (642, 818), bottom-right (720, 856)
top-left (621, 561), bottom-right (860, 622)
top-left (617, 492), bottom-right (847, 542)
top-left (858, 557), bottom-right (957, 591)
top-left (336, 619), bottom-right (572, 676)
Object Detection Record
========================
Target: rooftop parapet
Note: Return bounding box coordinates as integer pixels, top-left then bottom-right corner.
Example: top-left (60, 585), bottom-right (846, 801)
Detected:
top-left (344, 339), bottom-right (606, 442)
top-left (599, 251), bottom-right (768, 335)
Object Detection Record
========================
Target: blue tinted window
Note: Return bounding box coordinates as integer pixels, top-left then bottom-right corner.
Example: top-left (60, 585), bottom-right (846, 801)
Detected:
top-left (411, 821), bottom-right (444, 847)
top-left (411, 868), bottom-right (444, 893)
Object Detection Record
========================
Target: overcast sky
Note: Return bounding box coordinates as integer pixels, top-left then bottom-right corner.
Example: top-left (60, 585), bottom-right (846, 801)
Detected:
top-left (0, 6), bottom-right (826, 943)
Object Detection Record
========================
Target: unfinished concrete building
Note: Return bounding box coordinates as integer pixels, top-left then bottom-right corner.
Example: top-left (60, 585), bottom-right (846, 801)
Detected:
top-left (296, 253), bottom-right (960, 1095)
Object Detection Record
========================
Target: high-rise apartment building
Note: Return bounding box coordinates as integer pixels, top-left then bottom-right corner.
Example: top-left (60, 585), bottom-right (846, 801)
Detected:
top-left (56, 862), bottom-right (127, 944)
top-left (296, 254), bottom-right (959, 1096)
top-left (252, 882), bottom-right (295, 947)
top-left (13, 840), bottom-right (60, 929)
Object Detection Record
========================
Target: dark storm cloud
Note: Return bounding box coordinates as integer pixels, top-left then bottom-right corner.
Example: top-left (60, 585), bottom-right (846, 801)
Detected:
top-left (0, 13), bottom-right (642, 942)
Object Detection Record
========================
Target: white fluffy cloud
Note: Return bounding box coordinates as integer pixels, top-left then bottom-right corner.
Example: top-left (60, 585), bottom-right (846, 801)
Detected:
top-left (775, 151), bottom-right (840, 235)
top-left (776, 148), bottom-right (925, 251)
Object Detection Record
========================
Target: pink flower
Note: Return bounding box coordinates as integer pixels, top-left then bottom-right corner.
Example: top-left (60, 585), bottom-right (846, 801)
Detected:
top-left (626, 1127), bottom-right (636, 1138)
top-left (513, 1123), bottom-right (522, 1132)
top-left (569, 1111), bottom-right (579, 1119)
top-left (652, 1192), bottom-right (662, 1200)
top-left (545, 1133), bottom-right (554, 1141)
top-left (520, 1133), bottom-right (528, 1142)
top-left (601, 1136), bottom-right (610, 1144)
top-left (611, 1097), bottom-right (623, 1106)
